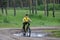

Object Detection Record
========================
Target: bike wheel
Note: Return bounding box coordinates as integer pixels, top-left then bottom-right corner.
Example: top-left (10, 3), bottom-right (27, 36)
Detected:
top-left (27, 27), bottom-right (31, 37)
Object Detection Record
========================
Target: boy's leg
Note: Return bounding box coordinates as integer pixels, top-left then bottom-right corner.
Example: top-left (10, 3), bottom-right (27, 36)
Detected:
top-left (27, 22), bottom-right (30, 27)
top-left (23, 23), bottom-right (25, 32)
top-left (26, 22), bottom-right (31, 37)
top-left (26, 22), bottom-right (30, 31)
top-left (23, 22), bottom-right (26, 36)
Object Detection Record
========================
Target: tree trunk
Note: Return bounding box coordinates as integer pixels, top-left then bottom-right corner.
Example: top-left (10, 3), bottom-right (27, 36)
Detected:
top-left (42, 0), bottom-right (45, 12)
top-left (50, 0), bottom-right (51, 3)
top-left (58, 0), bottom-right (59, 4)
top-left (1, 6), bottom-right (4, 14)
top-left (56, 0), bottom-right (58, 4)
top-left (29, 0), bottom-right (32, 14)
top-left (35, 0), bottom-right (37, 14)
top-left (5, 7), bottom-right (7, 16)
top-left (13, 0), bottom-right (16, 16)
top-left (32, 0), bottom-right (35, 15)
top-left (46, 0), bottom-right (49, 16)
top-left (20, 0), bottom-right (23, 8)
top-left (59, 0), bottom-right (60, 4)
top-left (1, 0), bottom-right (8, 16)
top-left (7, 0), bottom-right (9, 7)
top-left (5, 0), bottom-right (8, 16)
top-left (50, 0), bottom-right (52, 3)
top-left (1, 0), bottom-right (4, 14)
top-left (44, 0), bottom-right (47, 16)
top-left (32, 6), bottom-right (34, 14)
top-left (53, 0), bottom-right (55, 17)
top-left (8, 0), bottom-right (10, 7)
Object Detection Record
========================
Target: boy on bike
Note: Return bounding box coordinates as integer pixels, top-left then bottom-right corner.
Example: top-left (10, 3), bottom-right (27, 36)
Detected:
top-left (22, 14), bottom-right (32, 36)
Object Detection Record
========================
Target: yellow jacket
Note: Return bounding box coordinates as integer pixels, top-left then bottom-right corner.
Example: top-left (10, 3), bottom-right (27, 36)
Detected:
top-left (23, 16), bottom-right (31, 22)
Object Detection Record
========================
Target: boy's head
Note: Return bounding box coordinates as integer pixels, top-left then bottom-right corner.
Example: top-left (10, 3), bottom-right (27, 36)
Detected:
top-left (25, 14), bottom-right (28, 16)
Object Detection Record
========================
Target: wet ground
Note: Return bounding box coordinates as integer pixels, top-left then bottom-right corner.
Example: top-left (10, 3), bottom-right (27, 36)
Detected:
top-left (13, 30), bottom-right (51, 38)
top-left (0, 27), bottom-right (60, 40)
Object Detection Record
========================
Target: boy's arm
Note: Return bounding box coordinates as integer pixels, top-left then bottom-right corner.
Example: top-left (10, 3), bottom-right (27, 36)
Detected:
top-left (29, 18), bottom-right (32, 22)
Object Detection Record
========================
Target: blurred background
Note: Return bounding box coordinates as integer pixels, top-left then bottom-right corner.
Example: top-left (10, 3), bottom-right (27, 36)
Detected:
top-left (0, 0), bottom-right (60, 28)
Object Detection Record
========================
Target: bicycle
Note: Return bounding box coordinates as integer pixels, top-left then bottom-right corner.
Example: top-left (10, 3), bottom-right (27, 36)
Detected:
top-left (22, 23), bottom-right (31, 37)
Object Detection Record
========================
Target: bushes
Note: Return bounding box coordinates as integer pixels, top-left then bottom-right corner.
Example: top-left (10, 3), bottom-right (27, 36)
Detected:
top-left (3, 17), bottom-right (9, 23)
top-left (16, 4), bottom-right (60, 10)
top-left (55, 4), bottom-right (60, 10)
top-left (37, 5), bottom-right (45, 10)
top-left (37, 4), bottom-right (60, 10)
top-left (48, 4), bottom-right (53, 10)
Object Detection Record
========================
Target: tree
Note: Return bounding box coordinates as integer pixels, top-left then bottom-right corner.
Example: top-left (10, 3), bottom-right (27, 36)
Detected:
top-left (1, 0), bottom-right (8, 15)
top-left (32, 0), bottom-right (35, 15)
top-left (0, 0), bottom-right (4, 14)
top-left (35, 0), bottom-right (37, 14)
top-left (7, 0), bottom-right (9, 7)
top-left (56, 0), bottom-right (58, 4)
top-left (32, 6), bottom-right (34, 14)
top-left (13, 0), bottom-right (16, 16)
top-left (31, 0), bottom-right (37, 15)
top-left (58, 0), bottom-right (59, 4)
top-left (1, 5), bottom-right (4, 14)
top-left (46, 0), bottom-right (49, 16)
top-left (19, 0), bottom-right (23, 8)
top-left (5, 0), bottom-right (8, 15)
top-left (50, 0), bottom-right (51, 3)
top-left (29, 0), bottom-right (32, 14)
top-left (43, 0), bottom-right (47, 16)
top-left (52, 0), bottom-right (55, 17)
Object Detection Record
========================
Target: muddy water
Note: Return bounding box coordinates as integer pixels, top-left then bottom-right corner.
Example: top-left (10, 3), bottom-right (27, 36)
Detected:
top-left (13, 32), bottom-right (51, 38)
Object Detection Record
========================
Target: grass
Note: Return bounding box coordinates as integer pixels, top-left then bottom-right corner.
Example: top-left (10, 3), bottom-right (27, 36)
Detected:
top-left (44, 30), bottom-right (60, 37)
top-left (52, 31), bottom-right (60, 37)
top-left (49, 30), bottom-right (60, 37)
top-left (30, 10), bottom-right (60, 27)
top-left (0, 9), bottom-right (60, 28)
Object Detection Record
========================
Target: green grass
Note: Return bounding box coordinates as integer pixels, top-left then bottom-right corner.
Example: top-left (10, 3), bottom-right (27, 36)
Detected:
top-left (52, 31), bottom-right (60, 37)
top-left (44, 30), bottom-right (60, 37)
top-left (0, 9), bottom-right (60, 28)
top-left (50, 30), bottom-right (60, 37)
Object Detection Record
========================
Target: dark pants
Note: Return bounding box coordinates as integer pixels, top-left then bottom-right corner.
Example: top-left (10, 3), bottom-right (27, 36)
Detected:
top-left (23, 22), bottom-right (30, 33)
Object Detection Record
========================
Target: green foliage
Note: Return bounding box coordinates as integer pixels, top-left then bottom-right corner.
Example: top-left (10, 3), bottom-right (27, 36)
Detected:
top-left (48, 4), bottom-right (53, 10)
top-left (0, 14), bottom-right (3, 23)
top-left (37, 5), bottom-right (45, 10)
top-left (37, 4), bottom-right (60, 10)
top-left (29, 14), bottom-right (39, 19)
top-left (3, 16), bottom-right (9, 23)
top-left (55, 4), bottom-right (60, 10)
top-left (10, 4), bottom-right (60, 10)
top-left (38, 15), bottom-right (43, 19)
top-left (0, 14), bottom-right (2, 17)
top-left (29, 14), bottom-right (43, 19)
top-left (49, 4), bottom-right (60, 10)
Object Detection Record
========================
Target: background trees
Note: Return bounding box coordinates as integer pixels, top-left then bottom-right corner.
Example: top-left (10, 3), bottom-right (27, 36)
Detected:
top-left (13, 0), bottom-right (16, 16)
top-left (0, 0), bottom-right (60, 27)
top-left (0, 0), bottom-right (60, 16)
top-left (0, 0), bottom-right (8, 16)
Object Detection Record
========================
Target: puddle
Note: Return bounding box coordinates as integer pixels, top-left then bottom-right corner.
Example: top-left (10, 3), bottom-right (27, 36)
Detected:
top-left (13, 32), bottom-right (49, 38)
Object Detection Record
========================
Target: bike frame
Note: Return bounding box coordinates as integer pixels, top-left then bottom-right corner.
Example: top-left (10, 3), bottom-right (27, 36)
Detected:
top-left (23, 24), bottom-right (31, 37)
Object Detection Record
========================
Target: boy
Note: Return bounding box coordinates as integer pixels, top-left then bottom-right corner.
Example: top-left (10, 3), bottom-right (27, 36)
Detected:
top-left (22, 14), bottom-right (31, 36)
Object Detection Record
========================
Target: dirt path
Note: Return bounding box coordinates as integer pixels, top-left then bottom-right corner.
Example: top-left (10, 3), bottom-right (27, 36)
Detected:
top-left (0, 27), bottom-right (60, 40)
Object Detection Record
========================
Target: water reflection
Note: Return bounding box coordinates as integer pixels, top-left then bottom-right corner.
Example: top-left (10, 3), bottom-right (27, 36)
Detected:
top-left (13, 32), bottom-right (49, 37)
